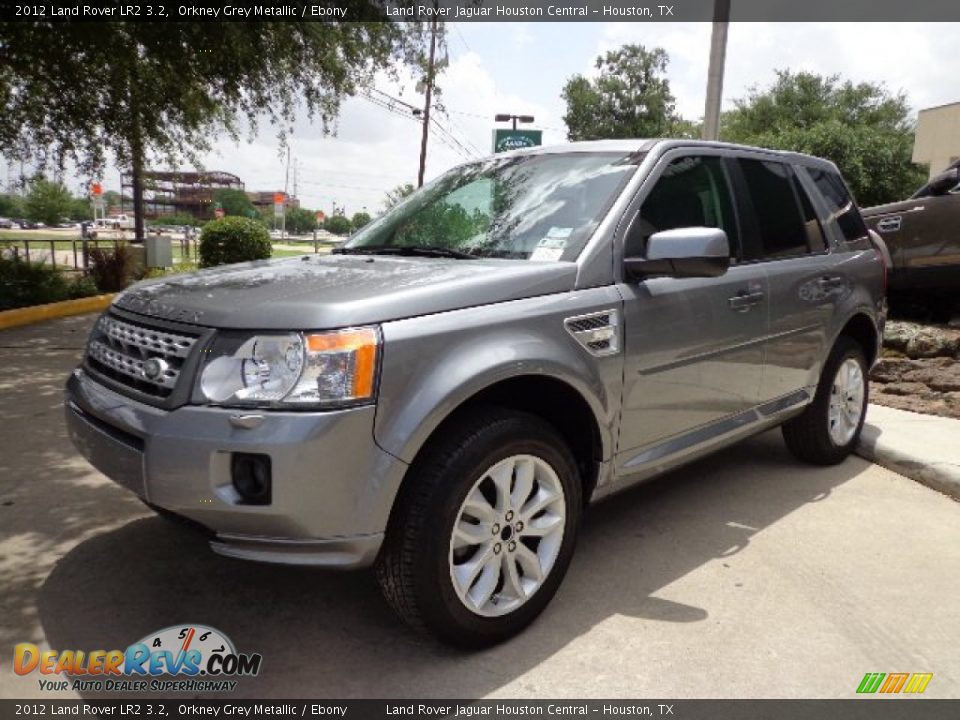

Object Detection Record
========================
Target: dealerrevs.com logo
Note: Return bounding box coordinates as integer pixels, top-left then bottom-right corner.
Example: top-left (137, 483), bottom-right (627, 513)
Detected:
top-left (13, 624), bottom-right (262, 693)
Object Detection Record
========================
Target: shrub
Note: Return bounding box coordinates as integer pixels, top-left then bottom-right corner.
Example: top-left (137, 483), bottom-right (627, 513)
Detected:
top-left (67, 274), bottom-right (99, 299)
top-left (198, 216), bottom-right (272, 268)
top-left (88, 243), bottom-right (135, 293)
top-left (323, 215), bottom-right (352, 236)
top-left (0, 254), bottom-right (97, 310)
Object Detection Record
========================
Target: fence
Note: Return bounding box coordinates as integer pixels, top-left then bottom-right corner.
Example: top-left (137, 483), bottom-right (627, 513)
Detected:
top-left (1, 235), bottom-right (199, 273)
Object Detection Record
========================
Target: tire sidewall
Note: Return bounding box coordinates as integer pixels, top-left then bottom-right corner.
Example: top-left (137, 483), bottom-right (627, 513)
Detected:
top-left (821, 340), bottom-right (869, 454)
top-left (414, 417), bottom-right (582, 645)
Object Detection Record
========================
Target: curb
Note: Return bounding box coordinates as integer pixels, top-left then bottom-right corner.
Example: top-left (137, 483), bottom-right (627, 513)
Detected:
top-left (857, 418), bottom-right (960, 502)
top-left (0, 294), bottom-right (115, 331)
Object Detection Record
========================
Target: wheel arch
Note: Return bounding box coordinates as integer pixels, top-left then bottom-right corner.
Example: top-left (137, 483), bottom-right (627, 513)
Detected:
top-left (393, 374), bottom-right (607, 512)
top-left (835, 311), bottom-right (880, 366)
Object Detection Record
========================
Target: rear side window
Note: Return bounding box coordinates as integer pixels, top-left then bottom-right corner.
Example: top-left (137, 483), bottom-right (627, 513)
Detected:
top-left (738, 159), bottom-right (808, 260)
top-left (631, 155), bottom-right (739, 257)
top-left (807, 167), bottom-right (869, 242)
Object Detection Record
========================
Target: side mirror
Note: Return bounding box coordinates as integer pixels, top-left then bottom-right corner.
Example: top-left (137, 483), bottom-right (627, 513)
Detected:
top-left (625, 227), bottom-right (730, 280)
top-left (916, 167), bottom-right (960, 198)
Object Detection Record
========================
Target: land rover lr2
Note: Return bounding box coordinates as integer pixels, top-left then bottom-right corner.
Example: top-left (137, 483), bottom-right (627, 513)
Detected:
top-left (66, 140), bottom-right (885, 646)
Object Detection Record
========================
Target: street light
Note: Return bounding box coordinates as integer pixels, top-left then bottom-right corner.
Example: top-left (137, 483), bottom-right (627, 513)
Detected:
top-left (495, 113), bottom-right (535, 131)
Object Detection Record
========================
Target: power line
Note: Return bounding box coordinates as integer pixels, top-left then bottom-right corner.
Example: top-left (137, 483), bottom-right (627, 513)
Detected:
top-left (435, 108), bottom-right (485, 157)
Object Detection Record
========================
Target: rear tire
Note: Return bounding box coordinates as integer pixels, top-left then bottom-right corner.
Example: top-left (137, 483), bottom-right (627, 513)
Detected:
top-left (782, 336), bottom-right (869, 465)
top-left (375, 408), bottom-right (582, 648)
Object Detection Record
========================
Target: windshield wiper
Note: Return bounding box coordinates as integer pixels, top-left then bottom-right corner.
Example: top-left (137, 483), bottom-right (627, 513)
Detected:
top-left (332, 245), bottom-right (477, 259)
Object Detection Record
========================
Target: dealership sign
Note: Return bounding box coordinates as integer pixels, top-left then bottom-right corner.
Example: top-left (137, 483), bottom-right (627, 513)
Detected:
top-left (492, 129), bottom-right (543, 153)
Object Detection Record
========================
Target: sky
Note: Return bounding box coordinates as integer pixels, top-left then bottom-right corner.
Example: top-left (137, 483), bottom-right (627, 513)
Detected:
top-left (14, 21), bottom-right (957, 216)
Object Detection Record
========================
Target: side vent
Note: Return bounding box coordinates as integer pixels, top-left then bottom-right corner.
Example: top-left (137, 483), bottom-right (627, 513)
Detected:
top-left (565, 309), bottom-right (620, 356)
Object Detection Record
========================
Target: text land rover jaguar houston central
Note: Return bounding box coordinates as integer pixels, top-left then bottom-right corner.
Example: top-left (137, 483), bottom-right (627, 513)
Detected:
top-left (66, 140), bottom-right (886, 646)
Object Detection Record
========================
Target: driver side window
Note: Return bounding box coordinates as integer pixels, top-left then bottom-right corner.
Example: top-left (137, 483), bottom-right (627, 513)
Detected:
top-left (628, 155), bottom-right (739, 259)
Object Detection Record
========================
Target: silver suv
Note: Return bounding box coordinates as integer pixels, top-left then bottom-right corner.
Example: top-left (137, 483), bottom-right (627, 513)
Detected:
top-left (66, 140), bottom-right (886, 646)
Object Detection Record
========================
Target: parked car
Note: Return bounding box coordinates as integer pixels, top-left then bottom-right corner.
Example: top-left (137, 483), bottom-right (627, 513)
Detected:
top-left (862, 161), bottom-right (960, 306)
top-left (95, 214), bottom-right (135, 230)
top-left (65, 140), bottom-right (886, 646)
top-left (0, 217), bottom-right (13, 229)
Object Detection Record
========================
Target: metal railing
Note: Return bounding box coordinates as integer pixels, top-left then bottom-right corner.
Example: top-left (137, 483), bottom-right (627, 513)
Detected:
top-left (1, 234), bottom-right (199, 273)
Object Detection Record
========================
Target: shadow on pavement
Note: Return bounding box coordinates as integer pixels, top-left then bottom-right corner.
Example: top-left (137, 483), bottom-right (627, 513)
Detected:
top-left (37, 430), bottom-right (870, 699)
top-left (0, 314), bottom-right (150, 656)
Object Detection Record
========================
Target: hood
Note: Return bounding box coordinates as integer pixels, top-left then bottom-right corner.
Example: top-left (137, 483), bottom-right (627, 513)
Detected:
top-left (113, 254), bottom-right (578, 329)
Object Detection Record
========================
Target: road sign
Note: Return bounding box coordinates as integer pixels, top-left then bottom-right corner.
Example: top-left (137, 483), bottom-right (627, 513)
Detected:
top-left (316, 211), bottom-right (326, 223)
top-left (90, 182), bottom-right (103, 197)
top-left (492, 129), bottom-right (542, 153)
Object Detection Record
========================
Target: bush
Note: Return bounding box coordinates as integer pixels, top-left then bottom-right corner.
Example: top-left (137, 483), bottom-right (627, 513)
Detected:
top-left (67, 274), bottom-right (99, 299)
top-left (324, 215), bottom-right (352, 236)
top-left (0, 254), bottom-right (97, 310)
top-left (88, 243), bottom-right (135, 293)
top-left (198, 216), bottom-right (272, 268)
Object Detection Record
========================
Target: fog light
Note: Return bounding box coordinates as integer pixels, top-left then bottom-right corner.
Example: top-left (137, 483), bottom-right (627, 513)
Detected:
top-left (231, 453), bottom-right (272, 505)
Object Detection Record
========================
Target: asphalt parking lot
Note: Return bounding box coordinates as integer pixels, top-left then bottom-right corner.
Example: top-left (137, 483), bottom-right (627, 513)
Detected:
top-left (1, 314), bottom-right (958, 700)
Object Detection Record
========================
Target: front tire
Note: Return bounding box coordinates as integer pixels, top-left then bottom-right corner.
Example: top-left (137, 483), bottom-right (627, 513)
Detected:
top-left (375, 408), bottom-right (582, 647)
top-left (782, 336), bottom-right (869, 465)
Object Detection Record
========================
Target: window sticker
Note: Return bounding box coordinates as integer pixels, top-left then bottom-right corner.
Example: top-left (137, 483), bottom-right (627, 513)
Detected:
top-left (530, 230), bottom-right (570, 261)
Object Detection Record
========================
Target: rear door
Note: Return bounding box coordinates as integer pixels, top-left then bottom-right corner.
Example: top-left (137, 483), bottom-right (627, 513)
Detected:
top-left (730, 159), bottom-right (853, 402)
top-left (615, 151), bottom-right (767, 465)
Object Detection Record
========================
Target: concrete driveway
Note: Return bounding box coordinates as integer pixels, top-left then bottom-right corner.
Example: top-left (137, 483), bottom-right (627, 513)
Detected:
top-left (1, 314), bottom-right (958, 700)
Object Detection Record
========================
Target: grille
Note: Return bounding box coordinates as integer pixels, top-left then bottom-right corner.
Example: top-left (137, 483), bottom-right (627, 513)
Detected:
top-left (86, 314), bottom-right (199, 398)
top-left (564, 310), bottom-right (620, 357)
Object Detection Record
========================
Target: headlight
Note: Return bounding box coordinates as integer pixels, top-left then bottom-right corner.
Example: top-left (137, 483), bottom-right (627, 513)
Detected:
top-left (199, 327), bottom-right (380, 408)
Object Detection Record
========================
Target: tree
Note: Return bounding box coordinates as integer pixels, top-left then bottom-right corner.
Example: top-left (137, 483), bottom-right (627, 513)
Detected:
top-left (383, 183), bottom-right (416, 210)
top-left (0, 20), bottom-right (427, 242)
top-left (324, 215), bottom-right (353, 236)
top-left (24, 178), bottom-right (73, 225)
top-left (722, 71), bottom-right (926, 207)
top-left (351, 211), bottom-right (372, 230)
top-left (285, 207), bottom-right (317, 235)
top-left (67, 195), bottom-right (92, 221)
top-left (102, 190), bottom-right (124, 212)
top-left (0, 194), bottom-right (23, 218)
top-left (562, 45), bottom-right (684, 141)
top-left (213, 188), bottom-right (256, 218)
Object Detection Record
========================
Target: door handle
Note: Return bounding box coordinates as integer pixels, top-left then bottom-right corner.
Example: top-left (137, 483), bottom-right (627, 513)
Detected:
top-left (728, 291), bottom-right (765, 312)
top-left (876, 216), bottom-right (901, 233)
top-left (817, 276), bottom-right (845, 290)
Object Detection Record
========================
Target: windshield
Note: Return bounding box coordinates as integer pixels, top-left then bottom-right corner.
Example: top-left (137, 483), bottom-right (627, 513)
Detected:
top-left (343, 152), bottom-right (642, 260)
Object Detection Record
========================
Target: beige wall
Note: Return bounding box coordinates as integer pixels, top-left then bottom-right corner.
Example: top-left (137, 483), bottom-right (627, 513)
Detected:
top-left (913, 102), bottom-right (960, 179)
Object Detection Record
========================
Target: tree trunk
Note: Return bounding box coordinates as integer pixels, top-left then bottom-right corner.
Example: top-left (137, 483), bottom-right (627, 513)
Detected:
top-left (131, 137), bottom-right (145, 243)
top-left (129, 62), bottom-right (145, 244)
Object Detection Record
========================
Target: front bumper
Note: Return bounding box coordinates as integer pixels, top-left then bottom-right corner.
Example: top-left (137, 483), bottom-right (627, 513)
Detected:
top-left (65, 368), bottom-right (408, 568)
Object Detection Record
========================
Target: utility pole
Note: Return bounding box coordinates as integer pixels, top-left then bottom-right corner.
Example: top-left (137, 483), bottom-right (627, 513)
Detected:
top-left (281, 145), bottom-right (290, 238)
top-left (417, 16), bottom-right (438, 188)
top-left (702, 0), bottom-right (731, 142)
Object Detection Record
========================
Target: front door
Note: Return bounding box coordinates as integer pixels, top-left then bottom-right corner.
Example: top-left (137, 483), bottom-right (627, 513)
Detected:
top-left (616, 153), bottom-right (768, 469)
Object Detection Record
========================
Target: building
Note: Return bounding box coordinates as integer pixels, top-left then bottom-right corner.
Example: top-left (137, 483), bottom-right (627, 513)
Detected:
top-left (118, 171), bottom-right (300, 219)
top-left (913, 102), bottom-right (960, 179)
top-left (246, 191), bottom-right (300, 214)
top-left (120, 171), bottom-right (245, 219)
